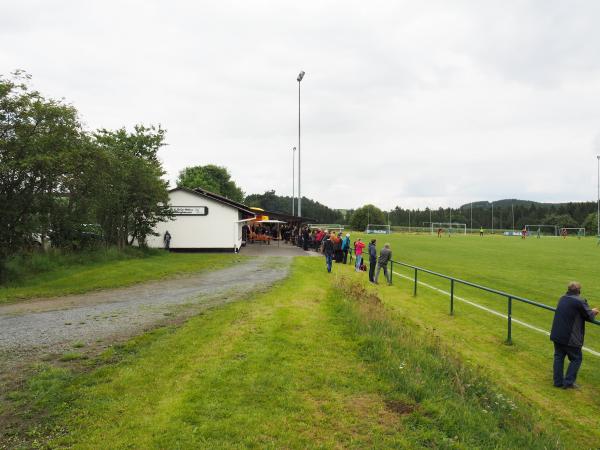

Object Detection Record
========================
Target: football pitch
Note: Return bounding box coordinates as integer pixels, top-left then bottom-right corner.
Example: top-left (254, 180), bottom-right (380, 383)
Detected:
top-left (352, 232), bottom-right (600, 350)
top-left (343, 232), bottom-right (600, 442)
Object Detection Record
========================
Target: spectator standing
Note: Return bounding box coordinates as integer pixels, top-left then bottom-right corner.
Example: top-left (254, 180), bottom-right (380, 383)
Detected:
top-left (374, 243), bottom-right (392, 285)
top-left (354, 238), bottom-right (365, 272)
top-left (323, 233), bottom-right (334, 273)
top-left (331, 233), bottom-right (341, 262)
top-left (550, 281), bottom-right (599, 388)
top-left (341, 233), bottom-right (351, 264)
top-left (368, 239), bottom-right (377, 282)
top-left (302, 227), bottom-right (310, 250)
top-left (163, 231), bottom-right (172, 250)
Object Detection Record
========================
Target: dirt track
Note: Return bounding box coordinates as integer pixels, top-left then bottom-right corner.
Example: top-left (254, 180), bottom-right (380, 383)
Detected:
top-left (0, 256), bottom-right (291, 381)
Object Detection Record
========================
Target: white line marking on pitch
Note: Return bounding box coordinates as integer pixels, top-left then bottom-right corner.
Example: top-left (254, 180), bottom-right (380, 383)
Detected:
top-left (392, 271), bottom-right (600, 357)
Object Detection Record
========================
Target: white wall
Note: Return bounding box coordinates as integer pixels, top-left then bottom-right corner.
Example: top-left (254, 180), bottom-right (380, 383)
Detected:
top-left (147, 189), bottom-right (243, 250)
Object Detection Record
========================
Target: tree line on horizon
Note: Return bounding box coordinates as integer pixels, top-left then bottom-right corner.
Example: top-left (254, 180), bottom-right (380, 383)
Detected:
top-left (346, 202), bottom-right (599, 233)
top-left (178, 165), bottom-right (599, 233)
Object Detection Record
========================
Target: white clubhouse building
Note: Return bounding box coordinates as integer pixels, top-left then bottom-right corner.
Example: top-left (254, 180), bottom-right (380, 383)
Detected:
top-left (147, 187), bottom-right (256, 252)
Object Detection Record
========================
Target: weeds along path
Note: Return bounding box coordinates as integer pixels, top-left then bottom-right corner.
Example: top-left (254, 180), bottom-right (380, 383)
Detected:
top-left (0, 256), bottom-right (291, 369)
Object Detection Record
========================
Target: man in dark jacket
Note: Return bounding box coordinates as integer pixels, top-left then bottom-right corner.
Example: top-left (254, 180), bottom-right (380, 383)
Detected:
top-left (374, 243), bottom-right (392, 285)
top-left (323, 234), bottom-right (334, 273)
top-left (550, 281), bottom-right (598, 388)
top-left (368, 239), bottom-right (377, 282)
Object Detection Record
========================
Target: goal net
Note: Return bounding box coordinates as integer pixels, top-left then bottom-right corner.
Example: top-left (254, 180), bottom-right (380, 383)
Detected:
top-left (525, 225), bottom-right (558, 237)
top-left (431, 222), bottom-right (466, 235)
top-left (366, 224), bottom-right (391, 234)
top-left (561, 227), bottom-right (586, 237)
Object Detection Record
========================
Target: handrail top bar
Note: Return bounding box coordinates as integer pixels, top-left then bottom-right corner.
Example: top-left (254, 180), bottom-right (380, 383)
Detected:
top-left (391, 259), bottom-right (600, 326)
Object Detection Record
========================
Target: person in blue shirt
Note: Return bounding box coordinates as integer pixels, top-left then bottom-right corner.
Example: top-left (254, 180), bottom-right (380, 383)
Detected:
top-left (341, 233), bottom-right (351, 264)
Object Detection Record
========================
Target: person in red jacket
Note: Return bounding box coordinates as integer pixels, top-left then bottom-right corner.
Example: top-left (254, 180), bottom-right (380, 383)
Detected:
top-left (354, 238), bottom-right (366, 272)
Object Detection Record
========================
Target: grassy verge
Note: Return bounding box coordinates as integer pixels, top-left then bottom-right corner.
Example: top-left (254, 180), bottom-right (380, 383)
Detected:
top-left (0, 249), bottom-right (245, 304)
top-left (355, 264), bottom-right (600, 448)
top-left (2, 258), bottom-right (562, 449)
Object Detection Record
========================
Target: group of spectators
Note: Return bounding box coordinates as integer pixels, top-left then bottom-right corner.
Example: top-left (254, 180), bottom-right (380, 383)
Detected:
top-left (316, 230), bottom-right (392, 285)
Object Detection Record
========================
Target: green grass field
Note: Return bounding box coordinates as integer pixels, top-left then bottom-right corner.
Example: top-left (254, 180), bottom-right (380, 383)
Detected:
top-left (3, 258), bottom-right (562, 449)
top-left (4, 235), bottom-right (600, 448)
top-left (352, 232), bottom-right (600, 348)
top-left (0, 251), bottom-right (245, 304)
top-left (350, 232), bottom-right (600, 445)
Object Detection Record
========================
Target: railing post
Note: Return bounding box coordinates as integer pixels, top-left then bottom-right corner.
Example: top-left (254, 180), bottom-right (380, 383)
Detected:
top-left (390, 261), bottom-right (393, 285)
top-left (413, 268), bottom-right (418, 296)
top-left (450, 279), bottom-right (454, 315)
top-left (507, 296), bottom-right (513, 345)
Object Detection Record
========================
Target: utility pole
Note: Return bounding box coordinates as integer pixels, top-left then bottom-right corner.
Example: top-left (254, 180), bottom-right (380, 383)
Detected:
top-left (511, 202), bottom-right (515, 231)
top-left (470, 202), bottom-right (473, 233)
top-left (292, 147), bottom-right (296, 215)
top-left (297, 70), bottom-right (305, 217)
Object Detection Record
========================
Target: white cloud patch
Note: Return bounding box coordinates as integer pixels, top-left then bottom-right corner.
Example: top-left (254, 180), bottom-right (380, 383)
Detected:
top-left (2, 0), bottom-right (600, 209)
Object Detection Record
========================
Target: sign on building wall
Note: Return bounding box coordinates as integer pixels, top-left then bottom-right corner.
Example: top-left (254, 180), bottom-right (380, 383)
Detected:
top-left (171, 206), bottom-right (209, 216)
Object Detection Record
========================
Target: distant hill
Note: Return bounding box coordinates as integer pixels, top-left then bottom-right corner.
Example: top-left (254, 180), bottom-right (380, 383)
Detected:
top-left (461, 199), bottom-right (543, 209)
top-left (245, 190), bottom-right (344, 223)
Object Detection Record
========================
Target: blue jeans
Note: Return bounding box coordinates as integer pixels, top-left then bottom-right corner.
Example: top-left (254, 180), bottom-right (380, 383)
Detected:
top-left (355, 255), bottom-right (362, 271)
top-left (325, 254), bottom-right (333, 273)
top-left (553, 342), bottom-right (583, 387)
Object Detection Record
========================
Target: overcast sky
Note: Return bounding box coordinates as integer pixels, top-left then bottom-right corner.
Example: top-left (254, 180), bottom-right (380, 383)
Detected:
top-left (2, 1), bottom-right (600, 210)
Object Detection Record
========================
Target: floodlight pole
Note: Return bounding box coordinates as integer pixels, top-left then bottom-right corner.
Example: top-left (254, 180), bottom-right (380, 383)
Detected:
top-left (491, 202), bottom-right (494, 234)
top-left (292, 147), bottom-right (296, 216)
top-left (597, 155), bottom-right (600, 237)
top-left (470, 202), bottom-right (473, 233)
top-left (511, 202), bottom-right (515, 231)
top-left (408, 209), bottom-right (411, 232)
top-left (297, 70), bottom-right (305, 217)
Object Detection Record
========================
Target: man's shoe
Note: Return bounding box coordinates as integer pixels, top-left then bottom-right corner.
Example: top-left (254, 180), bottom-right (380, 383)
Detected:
top-left (563, 383), bottom-right (580, 389)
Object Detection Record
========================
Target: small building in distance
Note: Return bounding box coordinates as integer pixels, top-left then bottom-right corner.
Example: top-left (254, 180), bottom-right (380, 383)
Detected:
top-left (147, 187), bottom-right (256, 252)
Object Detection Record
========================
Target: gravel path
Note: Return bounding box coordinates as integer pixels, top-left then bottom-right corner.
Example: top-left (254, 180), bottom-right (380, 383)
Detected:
top-left (0, 257), bottom-right (291, 366)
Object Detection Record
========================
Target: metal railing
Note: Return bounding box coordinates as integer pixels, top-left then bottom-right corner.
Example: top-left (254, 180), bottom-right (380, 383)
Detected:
top-left (389, 260), bottom-right (600, 344)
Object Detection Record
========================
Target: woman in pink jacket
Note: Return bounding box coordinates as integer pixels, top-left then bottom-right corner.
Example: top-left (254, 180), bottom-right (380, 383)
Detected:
top-left (354, 238), bottom-right (365, 272)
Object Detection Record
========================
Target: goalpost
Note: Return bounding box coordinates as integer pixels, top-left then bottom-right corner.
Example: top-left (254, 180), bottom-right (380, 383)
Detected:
top-left (308, 224), bottom-right (344, 232)
top-left (525, 224), bottom-right (558, 237)
top-left (431, 222), bottom-right (466, 235)
top-left (561, 227), bottom-right (586, 237)
top-left (366, 224), bottom-right (391, 234)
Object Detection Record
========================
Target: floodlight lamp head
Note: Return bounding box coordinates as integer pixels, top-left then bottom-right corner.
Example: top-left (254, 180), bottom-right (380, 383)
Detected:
top-left (297, 71), bottom-right (305, 82)
top-left (293, 146), bottom-right (296, 151)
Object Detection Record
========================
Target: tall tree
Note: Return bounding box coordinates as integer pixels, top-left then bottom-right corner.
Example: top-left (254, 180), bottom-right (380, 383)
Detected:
top-left (0, 71), bottom-right (83, 274)
top-left (93, 125), bottom-right (172, 248)
top-left (350, 204), bottom-right (385, 231)
top-left (177, 164), bottom-right (244, 202)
